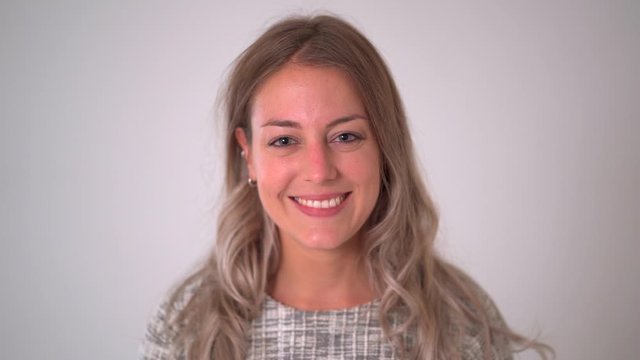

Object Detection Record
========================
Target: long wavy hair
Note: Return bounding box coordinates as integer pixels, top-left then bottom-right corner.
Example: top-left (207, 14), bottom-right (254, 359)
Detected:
top-left (165, 14), bottom-right (553, 360)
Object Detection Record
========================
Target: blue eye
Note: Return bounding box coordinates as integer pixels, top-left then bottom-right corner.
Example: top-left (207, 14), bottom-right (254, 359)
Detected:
top-left (269, 136), bottom-right (296, 147)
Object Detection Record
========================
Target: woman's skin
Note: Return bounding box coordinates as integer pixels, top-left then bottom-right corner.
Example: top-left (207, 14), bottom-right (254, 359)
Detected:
top-left (235, 63), bottom-right (380, 310)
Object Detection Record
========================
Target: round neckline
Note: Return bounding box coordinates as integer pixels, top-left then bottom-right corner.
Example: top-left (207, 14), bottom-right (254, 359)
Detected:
top-left (265, 294), bottom-right (380, 314)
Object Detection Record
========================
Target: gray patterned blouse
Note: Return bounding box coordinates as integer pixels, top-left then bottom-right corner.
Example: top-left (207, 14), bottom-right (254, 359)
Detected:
top-left (140, 291), bottom-right (513, 360)
top-left (248, 297), bottom-right (406, 359)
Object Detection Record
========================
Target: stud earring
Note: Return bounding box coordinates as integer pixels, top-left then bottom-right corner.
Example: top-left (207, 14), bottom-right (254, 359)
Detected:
top-left (247, 178), bottom-right (257, 187)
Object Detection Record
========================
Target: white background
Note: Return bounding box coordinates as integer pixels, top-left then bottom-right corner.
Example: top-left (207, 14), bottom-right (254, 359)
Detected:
top-left (1, 0), bottom-right (638, 359)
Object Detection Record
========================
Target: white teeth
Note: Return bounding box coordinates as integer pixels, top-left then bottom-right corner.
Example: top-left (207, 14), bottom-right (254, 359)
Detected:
top-left (294, 194), bottom-right (345, 209)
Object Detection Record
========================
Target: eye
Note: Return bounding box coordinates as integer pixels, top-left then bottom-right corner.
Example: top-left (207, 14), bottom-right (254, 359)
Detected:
top-left (268, 136), bottom-right (297, 147)
top-left (333, 132), bottom-right (361, 143)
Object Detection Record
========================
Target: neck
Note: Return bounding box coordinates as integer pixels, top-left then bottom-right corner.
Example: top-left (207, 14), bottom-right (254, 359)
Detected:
top-left (269, 238), bottom-right (375, 310)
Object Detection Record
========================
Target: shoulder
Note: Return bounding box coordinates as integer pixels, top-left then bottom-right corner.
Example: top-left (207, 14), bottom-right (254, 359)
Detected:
top-left (139, 298), bottom-right (175, 360)
top-left (455, 272), bottom-right (514, 360)
top-left (139, 281), bottom-right (200, 360)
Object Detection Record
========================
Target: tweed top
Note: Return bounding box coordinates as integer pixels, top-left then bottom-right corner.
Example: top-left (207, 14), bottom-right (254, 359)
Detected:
top-left (140, 288), bottom-right (513, 360)
top-left (247, 296), bottom-right (408, 359)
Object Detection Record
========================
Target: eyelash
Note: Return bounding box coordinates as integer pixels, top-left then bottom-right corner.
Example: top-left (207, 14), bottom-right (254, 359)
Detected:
top-left (268, 136), bottom-right (298, 147)
top-left (332, 132), bottom-right (361, 143)
top-left (267, 132), bottom-right (362, 147)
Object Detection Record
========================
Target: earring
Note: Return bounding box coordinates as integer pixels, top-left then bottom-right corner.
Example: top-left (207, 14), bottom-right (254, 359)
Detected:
top-left (247, 178), bottom-right (257, 187)
top-left (240, 150), bottom-right (245, 158)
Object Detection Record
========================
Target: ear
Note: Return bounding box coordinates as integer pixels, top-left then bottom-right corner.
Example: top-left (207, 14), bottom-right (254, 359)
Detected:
top-left (234, 127), bottom-right (255, 180)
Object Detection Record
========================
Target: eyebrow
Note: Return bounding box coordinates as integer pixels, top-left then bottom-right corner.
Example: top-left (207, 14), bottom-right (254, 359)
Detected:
top-left (260, 114), bottom-right (368, 129)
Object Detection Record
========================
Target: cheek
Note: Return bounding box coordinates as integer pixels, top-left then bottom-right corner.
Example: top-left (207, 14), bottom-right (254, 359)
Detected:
top-left (253, 154), bottom-right (297, 193)
top-left (343, 151), bottom-right (381, 185)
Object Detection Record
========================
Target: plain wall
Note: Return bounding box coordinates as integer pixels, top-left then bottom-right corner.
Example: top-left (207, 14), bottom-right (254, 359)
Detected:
top-left (1, 0), bottom-right (638, 359)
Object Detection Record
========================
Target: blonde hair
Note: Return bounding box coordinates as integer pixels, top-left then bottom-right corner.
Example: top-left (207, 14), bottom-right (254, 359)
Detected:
top-left (164, 14), bottom-right (553, 360)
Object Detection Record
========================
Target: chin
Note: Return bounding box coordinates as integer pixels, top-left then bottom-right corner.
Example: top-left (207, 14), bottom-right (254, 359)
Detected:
top-left (291, 230), bottom-right (360, 252)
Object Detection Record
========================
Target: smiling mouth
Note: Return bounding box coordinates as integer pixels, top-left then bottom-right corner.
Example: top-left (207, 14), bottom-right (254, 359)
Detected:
top-left (291, 193), bottom-right (350, 209)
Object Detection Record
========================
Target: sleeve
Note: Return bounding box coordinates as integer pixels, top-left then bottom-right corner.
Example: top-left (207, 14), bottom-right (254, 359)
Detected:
top-left (139, 281), bottom-right (201, 359)
top-left (139, 300), bottom-right (177, 360)
top-left (459, 284), bottom-right (514, 360)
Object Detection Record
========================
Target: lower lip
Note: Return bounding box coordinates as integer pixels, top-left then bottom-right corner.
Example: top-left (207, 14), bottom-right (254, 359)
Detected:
top-left (290, 193), bottom-right (350, 217)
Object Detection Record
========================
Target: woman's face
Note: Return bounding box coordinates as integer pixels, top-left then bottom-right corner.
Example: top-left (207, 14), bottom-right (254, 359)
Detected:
top-left (235, 63), bottom-right (381, 253)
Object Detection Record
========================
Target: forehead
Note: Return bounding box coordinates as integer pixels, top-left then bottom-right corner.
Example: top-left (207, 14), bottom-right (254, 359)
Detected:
top-left (250, 64), bottom-right (365, 127)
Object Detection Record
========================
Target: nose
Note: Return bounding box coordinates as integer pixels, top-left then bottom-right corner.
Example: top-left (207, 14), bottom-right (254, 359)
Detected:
top-left (303, 142), bottom-right (338, 183)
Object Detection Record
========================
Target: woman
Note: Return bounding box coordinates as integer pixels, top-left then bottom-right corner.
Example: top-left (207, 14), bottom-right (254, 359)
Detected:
top-left (141, 14), bottom-right (552, 360)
